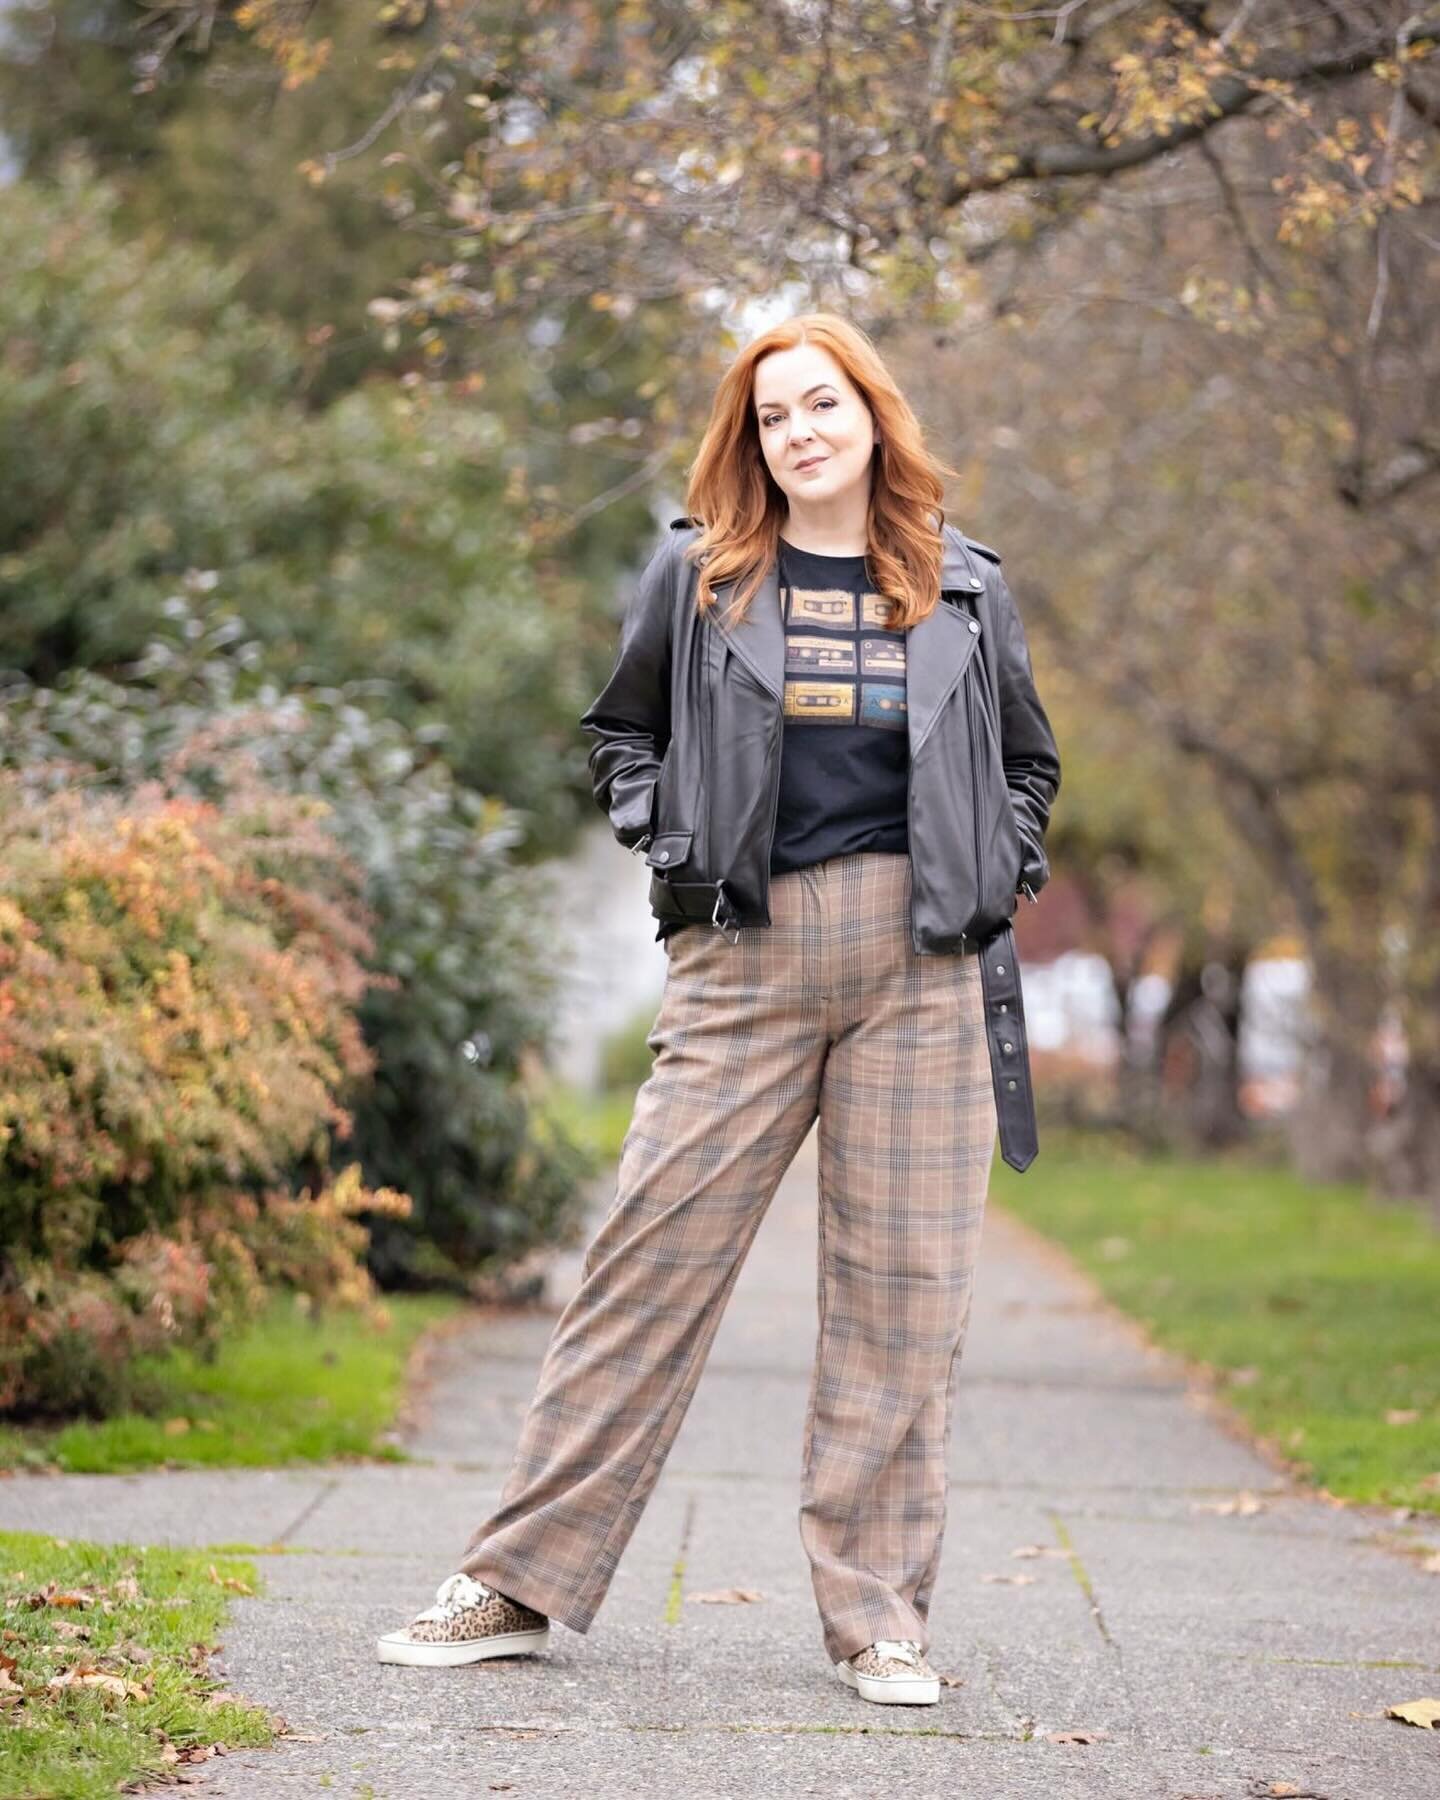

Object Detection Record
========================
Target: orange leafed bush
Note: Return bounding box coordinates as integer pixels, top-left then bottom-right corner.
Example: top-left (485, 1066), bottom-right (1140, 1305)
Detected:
top-left (0, 768), bottom-right (410, 1417)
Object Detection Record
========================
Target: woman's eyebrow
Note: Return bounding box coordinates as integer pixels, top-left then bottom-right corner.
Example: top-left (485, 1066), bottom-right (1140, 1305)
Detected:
top-left (757, 383), bottom-right (837, 411)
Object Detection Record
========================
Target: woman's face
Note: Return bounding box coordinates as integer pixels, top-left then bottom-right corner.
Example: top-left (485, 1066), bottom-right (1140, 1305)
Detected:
top-left (752, 343), bottom-right (878, 517)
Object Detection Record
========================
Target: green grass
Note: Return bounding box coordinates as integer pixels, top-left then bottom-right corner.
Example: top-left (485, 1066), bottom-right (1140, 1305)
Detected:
top-left (0, 1295), bottom-right (457, 1476)
top-left (0, 1531), bottom-right (273, 1800)
top-left (992, 1127), bottom-right (1440, 1515)
top-left (545, 1078), bottom-right (637, 1166)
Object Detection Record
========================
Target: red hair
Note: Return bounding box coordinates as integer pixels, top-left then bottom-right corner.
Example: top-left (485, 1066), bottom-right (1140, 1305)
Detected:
top-left (679, 312), bottom-right (961, 629)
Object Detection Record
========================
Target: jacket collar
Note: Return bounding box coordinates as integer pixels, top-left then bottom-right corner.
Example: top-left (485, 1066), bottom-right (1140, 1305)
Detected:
top-left (706, 523), bottom-right (987, 757)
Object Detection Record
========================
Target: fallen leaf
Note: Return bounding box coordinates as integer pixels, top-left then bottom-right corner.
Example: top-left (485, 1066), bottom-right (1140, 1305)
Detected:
top-left (1045, 1727), bottom-right (1110, 1743)
top-left (981, 1572), bottom-right (1037, 1585)
top-left (1191, 1490), bottom-right (1265, 1516)
top-left (164, 1417), bottom-right (192, 1436)
top-left (1386, 1697), bottom-right (1440, 1728)
top-left (48, 1590), bottom-right (95, 1609)
top-left (47, 1667), bottom-right (147, 1701)
top-left (1421, 1552), bottom-right (1440, 1575)
top-left (52, 1621), bottom-right (91, 1641)
top-left (684, 1587), bottom-right (765, 1604)
top-left (1011, 1544), bottom-right (1070, 1559)
top-left (1386, 1409), bottom-right (1421, 1426)
top-left (1416, 1472), bottom-right (1440, 1493)
top-left (112, 1576), bottom-right (141, 1603)
top-left (206, 1565), bottom-right (253, 1596)
top-left (938, 1671), bottom-right (966, 1687)
top-left (1260, 1785), bottom-right (1302, 1797)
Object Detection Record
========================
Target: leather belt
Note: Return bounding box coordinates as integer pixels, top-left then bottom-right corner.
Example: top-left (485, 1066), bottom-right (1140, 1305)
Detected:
top-left (976, 923), bottom-right (1039, 1171)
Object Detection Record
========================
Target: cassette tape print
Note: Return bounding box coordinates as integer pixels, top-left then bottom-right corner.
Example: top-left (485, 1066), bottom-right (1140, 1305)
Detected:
top-left (787, 587), bottom-right (857, 629)
top-left (781, 585), bottom-right (907, 732)
top-left (783, 680), bottom-right (856, 723)
top-left (859, 682), bottom-right (907, 729)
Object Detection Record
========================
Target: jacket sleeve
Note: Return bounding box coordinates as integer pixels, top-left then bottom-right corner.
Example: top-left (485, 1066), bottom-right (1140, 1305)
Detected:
top-left (994, 572), bottom-right (1061, 897)
top-left (578, 528), bottom-right (675, 854)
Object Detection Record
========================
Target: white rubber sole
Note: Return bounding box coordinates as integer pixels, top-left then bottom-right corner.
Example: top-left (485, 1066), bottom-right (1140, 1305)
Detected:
top-left (376, 1623), bottom-right (551, 1667)
top-left (834, 1657), bottom-right (940, 1706)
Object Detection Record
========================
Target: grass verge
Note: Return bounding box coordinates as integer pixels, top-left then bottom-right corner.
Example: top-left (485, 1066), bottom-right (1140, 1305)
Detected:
top-left (0, 1531), bottom-right (272, 1800)
top-left (0, 1295), bottom-right (457, 1476)
top-left (992, 1127), bottom-right (1440, 1515)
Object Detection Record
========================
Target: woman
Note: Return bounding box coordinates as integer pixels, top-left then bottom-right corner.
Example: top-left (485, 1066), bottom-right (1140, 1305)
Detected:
top-left (377, 312), bottom-right (1062, 1708)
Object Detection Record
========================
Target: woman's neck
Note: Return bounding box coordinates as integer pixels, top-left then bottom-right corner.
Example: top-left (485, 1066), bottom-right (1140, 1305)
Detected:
top-left (780, 527), bottom-right (868, 557)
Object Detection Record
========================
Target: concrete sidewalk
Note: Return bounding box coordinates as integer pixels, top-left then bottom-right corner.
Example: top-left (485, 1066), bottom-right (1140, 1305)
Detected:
top-left (3, 1125), bottom-right (1437, 1799)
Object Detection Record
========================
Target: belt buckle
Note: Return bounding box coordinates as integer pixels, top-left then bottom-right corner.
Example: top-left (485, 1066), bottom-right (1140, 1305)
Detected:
top-left (711, 880), bottom-right (742, 946)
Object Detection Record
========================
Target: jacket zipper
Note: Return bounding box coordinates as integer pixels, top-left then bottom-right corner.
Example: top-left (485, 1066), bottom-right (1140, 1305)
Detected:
top-left (974, 656), bottom-right (1039, 906)
top-left (967, 660), bottom-right (986, 918)
top-left (759, 702), bottom-right (782, 925)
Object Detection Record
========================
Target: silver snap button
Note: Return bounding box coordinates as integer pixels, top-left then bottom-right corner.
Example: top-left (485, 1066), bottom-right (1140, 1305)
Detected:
top-left (1003, 1041), bottom-right (1013, 1052)
top-left (1007, 1079), bottom-right (1017, 1090)
top-left (656, 849), bottom-right (669, 863)
top-left (967, 619), bottom-right (979, 633)
top-left (996, 963), bottom-right (1005, 975)
top-left (999, 1002), bottom-right (1008, 1012)
top-left (970, 576), bottom-right (982, 589)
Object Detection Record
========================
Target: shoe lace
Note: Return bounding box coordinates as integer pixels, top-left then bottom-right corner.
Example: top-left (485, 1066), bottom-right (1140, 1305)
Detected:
top-left (870, 1638), bottom-right (925, 1668)
top-left (416, 1572), bottom-right (492, 1623)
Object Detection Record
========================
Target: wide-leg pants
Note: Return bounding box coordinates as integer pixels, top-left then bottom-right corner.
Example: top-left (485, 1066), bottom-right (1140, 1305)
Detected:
top-left (459, 850), bottom-right (997, 1664)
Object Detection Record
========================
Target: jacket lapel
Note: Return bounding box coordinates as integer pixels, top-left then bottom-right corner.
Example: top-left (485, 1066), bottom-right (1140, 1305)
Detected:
top-left (707, 524), bottom-right (987, 755)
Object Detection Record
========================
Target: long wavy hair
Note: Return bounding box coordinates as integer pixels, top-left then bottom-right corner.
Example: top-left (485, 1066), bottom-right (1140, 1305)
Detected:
top-left (678, 313), bottom-right (962, 630)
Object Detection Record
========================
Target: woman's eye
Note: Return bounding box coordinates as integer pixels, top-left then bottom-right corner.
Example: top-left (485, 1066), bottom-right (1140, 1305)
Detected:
top-left (763, 398), bottom-right (835, 428)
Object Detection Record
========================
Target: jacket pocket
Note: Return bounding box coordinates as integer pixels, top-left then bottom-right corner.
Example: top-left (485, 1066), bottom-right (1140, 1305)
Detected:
top-left (644, 829), bottom-right (695, 871)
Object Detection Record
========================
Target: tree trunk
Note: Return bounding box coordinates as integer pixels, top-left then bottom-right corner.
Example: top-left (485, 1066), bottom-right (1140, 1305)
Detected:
top-left (1153, 950), bottom-right (1248, 1152)
top-left (1368, 1059), bottom-right (1440, 1218)
top-left (1284, 951), bottom-right (1380, 1186)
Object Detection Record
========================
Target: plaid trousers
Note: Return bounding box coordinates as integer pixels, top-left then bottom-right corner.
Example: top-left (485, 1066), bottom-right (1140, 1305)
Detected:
top-left (460, 850), bottom-right (997, 1665)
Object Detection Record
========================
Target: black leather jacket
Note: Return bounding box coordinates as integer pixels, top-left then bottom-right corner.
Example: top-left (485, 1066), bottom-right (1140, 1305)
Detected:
top-left (580, 517), bottom-right (1062, 1171)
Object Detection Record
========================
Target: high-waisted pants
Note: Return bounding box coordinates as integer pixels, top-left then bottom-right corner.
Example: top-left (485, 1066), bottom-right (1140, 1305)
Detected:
top-left (458, 849), bottom-right (997, 1665)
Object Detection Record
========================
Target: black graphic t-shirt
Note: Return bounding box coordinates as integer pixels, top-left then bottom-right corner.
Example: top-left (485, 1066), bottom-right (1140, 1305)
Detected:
top-left (768, 538), bottom-right (910, 877)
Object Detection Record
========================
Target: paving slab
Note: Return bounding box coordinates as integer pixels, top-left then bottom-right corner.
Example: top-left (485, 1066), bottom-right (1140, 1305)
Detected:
top-left (3, 1123), bottom-right (1437, 1800)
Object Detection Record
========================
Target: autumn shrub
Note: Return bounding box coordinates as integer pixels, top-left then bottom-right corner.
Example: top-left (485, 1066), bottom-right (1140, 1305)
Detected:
top-left (2, 602), bottom-right (595, 1296)
top-left (0, 769), bottom-right (410, 1418)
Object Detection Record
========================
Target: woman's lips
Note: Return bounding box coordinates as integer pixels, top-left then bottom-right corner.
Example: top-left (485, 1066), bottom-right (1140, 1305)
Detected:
top-left (795, 456), bottom-right (828, 471)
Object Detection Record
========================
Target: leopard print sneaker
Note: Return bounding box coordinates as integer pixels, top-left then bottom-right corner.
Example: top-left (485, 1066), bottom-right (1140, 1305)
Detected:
top-left (834, 1637), bottom-right (941, 1705)
top-left (376, 1572), bottom-right (551, 1667)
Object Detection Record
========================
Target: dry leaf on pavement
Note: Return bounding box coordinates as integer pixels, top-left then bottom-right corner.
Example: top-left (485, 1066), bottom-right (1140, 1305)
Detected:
top-left (1190, 1490), bottom-right (1265, 1516)
top-left (1385, 1697), bottom-right (1440, 1728)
